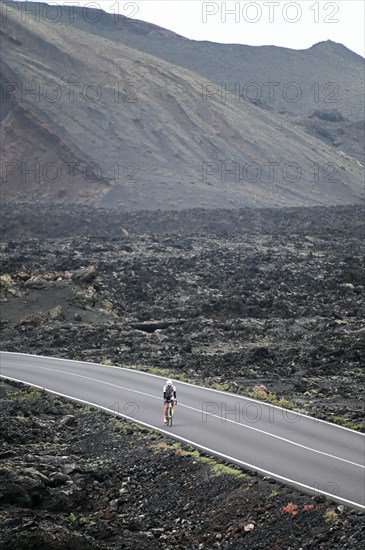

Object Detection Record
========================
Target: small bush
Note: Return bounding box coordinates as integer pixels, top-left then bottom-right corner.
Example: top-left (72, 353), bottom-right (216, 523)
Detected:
top-left (330, 416), bottom-right (363, 431)
top-left (149, 367), bottom-right (171, 377)
top-left (282, 502), bottom-right (298, 516)
top-left (211, 382), bottom-right (230, 391)
top-left (153, 442), bottom-right (167, 451)
top-left (212, 463), bottom-right (246, 477)
top-left (24, 388), bottom-right (45, 399)
top-left (68, 512), bottom-right (77, 523)
top-left (113, 421), bottom-right (126, 431)
top-left (248, 389), bottom-right (296, 411)
top-left (79, 516), bottom-right (89, 525)
top-left (174, 373), bottom-right (189, 382)
top-left (324, 509), bottom-right (338, 523)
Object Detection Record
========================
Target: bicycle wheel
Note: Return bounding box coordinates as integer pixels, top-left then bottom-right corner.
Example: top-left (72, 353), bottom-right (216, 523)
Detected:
top-left (168, 404), bottom-right (173, 426)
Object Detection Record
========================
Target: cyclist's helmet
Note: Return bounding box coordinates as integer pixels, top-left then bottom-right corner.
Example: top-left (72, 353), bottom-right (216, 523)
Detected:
top-left (166, 379), bottom-right (173, 386)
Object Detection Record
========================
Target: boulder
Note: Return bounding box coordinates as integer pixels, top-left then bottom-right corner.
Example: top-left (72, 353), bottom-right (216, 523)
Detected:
top-left (24, 278), bottom-right (50, 290)
top-left (0, 274), bottom-right (13, 286)
top-left (15, 313), bottom-right (45, 327)
top-left (72, 266), bottom-right (96, 285)
top-left (59, 415), bottom-right (78, 427)
top-left (48, 305), bottom-right (65, 321)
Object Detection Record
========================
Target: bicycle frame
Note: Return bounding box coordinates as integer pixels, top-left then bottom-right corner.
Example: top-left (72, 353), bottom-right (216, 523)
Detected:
top-left (165, 400), bottom-right (173, 426)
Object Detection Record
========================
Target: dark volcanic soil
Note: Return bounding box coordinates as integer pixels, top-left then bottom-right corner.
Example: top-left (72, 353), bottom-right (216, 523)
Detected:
top-left (1, 382), bottom-right (364, 550)
top-left (1, 204), bottom-right (364, 428)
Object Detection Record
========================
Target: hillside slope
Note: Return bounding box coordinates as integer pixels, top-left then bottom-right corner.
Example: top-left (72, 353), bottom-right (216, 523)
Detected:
top-left (0, 3), bottom-right (364, 209)
top-left (7, 2), bottom-right (364, 120)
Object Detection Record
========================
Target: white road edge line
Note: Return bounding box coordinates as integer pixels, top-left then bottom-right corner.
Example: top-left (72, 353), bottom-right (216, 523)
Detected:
top-left (5, 363), bottom-right (364, 470)
top-left (2, 374), bottom-right (364, 511)
top-left (1, 351), bottom-right (364, 435)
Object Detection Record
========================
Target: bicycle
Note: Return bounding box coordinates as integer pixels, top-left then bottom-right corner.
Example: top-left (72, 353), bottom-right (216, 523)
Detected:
top-left (165, 399), bottom-right (174, 426)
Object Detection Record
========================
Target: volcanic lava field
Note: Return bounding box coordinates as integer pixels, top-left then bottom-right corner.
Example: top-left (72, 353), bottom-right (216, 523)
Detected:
top-left (1, 204), bottom-right (363, 427)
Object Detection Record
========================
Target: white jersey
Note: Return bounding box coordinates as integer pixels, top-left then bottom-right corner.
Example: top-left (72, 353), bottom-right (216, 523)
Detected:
top-left (163, 384), bottom-right (176, 398)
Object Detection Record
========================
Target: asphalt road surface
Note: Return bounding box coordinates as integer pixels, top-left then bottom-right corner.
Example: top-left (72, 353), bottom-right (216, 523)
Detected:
top-left (1, 351), bottom-right (364, 510)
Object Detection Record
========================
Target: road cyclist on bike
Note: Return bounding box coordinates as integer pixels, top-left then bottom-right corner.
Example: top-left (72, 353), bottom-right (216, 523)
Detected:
top-left (163, 379), bottom-right (177, 424)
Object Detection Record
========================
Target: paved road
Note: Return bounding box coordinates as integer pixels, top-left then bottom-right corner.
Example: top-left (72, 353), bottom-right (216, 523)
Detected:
top-left (1, 351), bottom-right (364, 510)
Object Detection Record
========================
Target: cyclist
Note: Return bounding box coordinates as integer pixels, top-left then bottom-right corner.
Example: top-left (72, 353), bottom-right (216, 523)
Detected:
top-left (163, 379), bottom-right (177, 423)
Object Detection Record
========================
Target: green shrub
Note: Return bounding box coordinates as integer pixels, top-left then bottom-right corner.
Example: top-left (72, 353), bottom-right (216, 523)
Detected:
top-left (324, 509), bottom-right (338, 523)
top-left (211, 382), bottom-right (230, 391)
top-left (212, 463), bottom-right (246, 477)
top-left (330, 416), bottom-right (363, 431)
top-left (79, 516), bottom-right (89, 525)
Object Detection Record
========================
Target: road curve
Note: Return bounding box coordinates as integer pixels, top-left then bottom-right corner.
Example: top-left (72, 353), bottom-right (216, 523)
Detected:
top-left (1, 351), bottom-right (364, 510)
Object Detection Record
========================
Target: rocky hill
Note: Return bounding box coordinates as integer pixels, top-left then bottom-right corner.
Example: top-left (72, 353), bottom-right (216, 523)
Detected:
top-left (0, 1), bottom-right (364, 208)
top-left (5, 2), bottom-right (364, 120)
